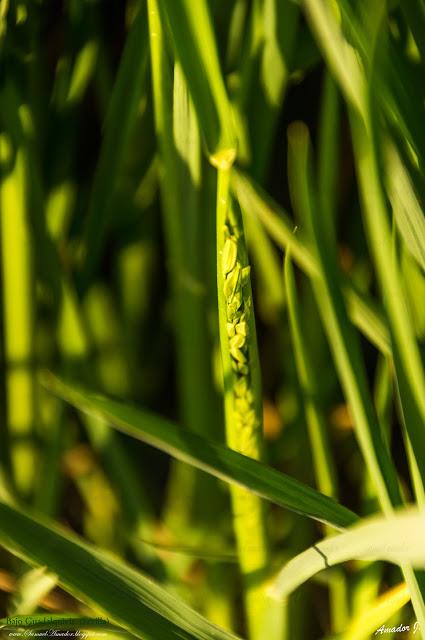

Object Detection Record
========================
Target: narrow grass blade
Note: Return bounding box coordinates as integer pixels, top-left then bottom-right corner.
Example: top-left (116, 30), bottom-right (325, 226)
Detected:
top-left (285, 253), bottom-right (337, 500)
top-left (148, 0), bottom-right (216, 441)
top-left (351, 110), bottom-right (425, 488)
top-left (232, 168), bottom-right (391, 356)
top-left (385, 143), bottom-right (425, 273)
top-left (0, 84), bottom-right (37, 497)
top-left (139, 539), bottom-right (237, 563)
top-left (243, 209), bottom-right (285, 320)
top-left (288, 120), bottom-right (425, 629)
top-left (301, 0), bottom-right (365, 115)
top-left (0, 501), bottom-right (242, 640)
top-left (400, 0), bottom-right (425, 68)
top-left (343, 582), bottom-right (410, 640)
top-left (40, 372), bottom-right (358, 530)
top-left (271, 509), bottom-right (425, 600)
top-left (287, 122), bottom-right (400, 514)
top-left (317, 72), bottom-right (339, 246)
top-left (286, 252), bottom-right (347, 633)
top-left (233, 0), bottom-right (299, 179)
top-left (148, 0), bottom-right (222, 538)
top-left (78, 6), bottom-right (149, 290)
top-left (401, 247), bottom-right (425, 341)
top-left (157, 0), bottom-right (236, 167)
top-left (303, 0), bottom-right (425, 496)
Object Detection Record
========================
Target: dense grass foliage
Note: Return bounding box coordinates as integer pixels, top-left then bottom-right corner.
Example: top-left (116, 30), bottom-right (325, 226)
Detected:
top-left (1, 1), bottom-right (425, 639)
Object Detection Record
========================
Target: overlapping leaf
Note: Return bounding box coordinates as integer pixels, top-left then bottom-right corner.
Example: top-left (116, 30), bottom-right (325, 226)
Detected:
top-left (0, 501), bottom-right (242, 640)
top-left (41, 372), bottom-right (358, 530)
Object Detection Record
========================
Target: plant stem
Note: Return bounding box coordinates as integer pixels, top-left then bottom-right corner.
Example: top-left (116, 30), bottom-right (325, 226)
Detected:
top-left (216, 167), bottom-right (282, 640)
top-left (0, 85), bottom-right (37, 498)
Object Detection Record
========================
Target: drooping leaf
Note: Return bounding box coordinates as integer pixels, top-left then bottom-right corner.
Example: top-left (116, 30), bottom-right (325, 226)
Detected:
top-left (0, 501), bottom-right (242, 640)
top-left (271, 508), bottom-right (425, 600)
top-left (40, 372), bottom-right (358, 530)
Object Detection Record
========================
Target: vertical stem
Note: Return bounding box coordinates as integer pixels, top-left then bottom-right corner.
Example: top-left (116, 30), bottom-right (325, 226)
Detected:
top-left (285, 253), bottom-right (348, 633)
top-left (148, 0), bottom-right (220, 537)
top-left (289, 120), bottom-right (425, 629)
top-left (350, 108), bottom-right (425, 486)
top-left (0, 97), bottom-right (37, 498)
top-left (318, 71), bottom-right (339, 248)
top-left (216, 168), bottom-right (282, 640)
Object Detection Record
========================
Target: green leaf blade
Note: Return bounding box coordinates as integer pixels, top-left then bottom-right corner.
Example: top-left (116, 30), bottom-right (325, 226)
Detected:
top-left (0, 502), bottom-right (242, 640)
top-left (40, 372), bottom-right (358, 530)
top-left (271, 508), bottom-right (425, 601)
top-left (157, 0), bottom-right (236, 166)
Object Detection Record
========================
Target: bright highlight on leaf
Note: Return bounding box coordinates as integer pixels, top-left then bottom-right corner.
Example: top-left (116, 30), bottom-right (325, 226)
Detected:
top-left (157, 0), bottom-right (237, 166)
top-left (271, 508), bottom-right (425, 600)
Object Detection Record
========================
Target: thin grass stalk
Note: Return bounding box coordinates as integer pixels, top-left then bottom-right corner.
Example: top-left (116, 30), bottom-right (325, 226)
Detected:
top-left (242, 208), bottom-right (285, 322)
top-left (288, 125), bottom-right (389, 501)
top-left (343, 582), bottom-right (410, 640)
top-left (226, 0), bottom-right (249, 72)
top-left (347, 293), bottom-right (395, 620)
top-left (4, 83), bottom-right (72, 518)
top-left (316, 84), bottom-right (346, 633)
top-left (285, 254), bottom-right (337, 500)
top-left (287, 122), bottom-right (425, 628)
top-left (391, 214), bottom-right (425, 509)
top-left (34, 323), bottom-right (67, 518)
top-left (285, 253), bottom-right (348, 633)
top-left (83, 285), bottom-right (132, 398)
top-left (350, 105), bottom-right (425, 487)
top-left (216, 168), bottom-right (284, 640)
top-left (148, 0), bottom-right (198, 435)
top-left (374, 355), bottom-right (393, 443)
top-left (204, 565), bottom-right (236, 633)
top-left (117, 231), bottom-right (158, 402)
top-left (0, 86), bottom-right (37, 498)
top-left (78, 4), bottom-right (149, 290)
top-left (317, 71), bottom-right (339, 247)
top-left (302, 0), bottom-right (425, 488)
top-left (400, 0), bottom-right (425, 68)
top-left (157, 0), bottom-right (236, 166)
top-left (232, 169), bottom-right (392, 357)
top-left (148, 0), bottom-right (223, 551)
top-left (250, 0), bottom-right (299, 180)
top-left (396, 395), bottom-right (425, 510)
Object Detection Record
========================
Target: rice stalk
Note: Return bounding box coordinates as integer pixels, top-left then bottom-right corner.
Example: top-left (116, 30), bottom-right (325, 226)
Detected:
top-left (216, 168), bottom-right (284, 640)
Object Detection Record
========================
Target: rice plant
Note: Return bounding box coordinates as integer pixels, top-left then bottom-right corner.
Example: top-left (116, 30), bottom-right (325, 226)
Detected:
top-left (1, 1), bottom-right (425, 639)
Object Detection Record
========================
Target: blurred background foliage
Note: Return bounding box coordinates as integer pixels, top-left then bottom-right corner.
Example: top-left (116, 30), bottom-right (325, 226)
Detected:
top-left (1, 0), bottom-right (425, 638)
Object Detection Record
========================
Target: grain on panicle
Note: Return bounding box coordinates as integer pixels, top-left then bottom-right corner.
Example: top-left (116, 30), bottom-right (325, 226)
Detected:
top-left (220, 217), bottom-right (258, 457)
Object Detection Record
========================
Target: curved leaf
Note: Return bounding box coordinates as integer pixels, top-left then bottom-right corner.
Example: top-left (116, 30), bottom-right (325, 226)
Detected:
top-left (271, 508), bottom-right (425, 600)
